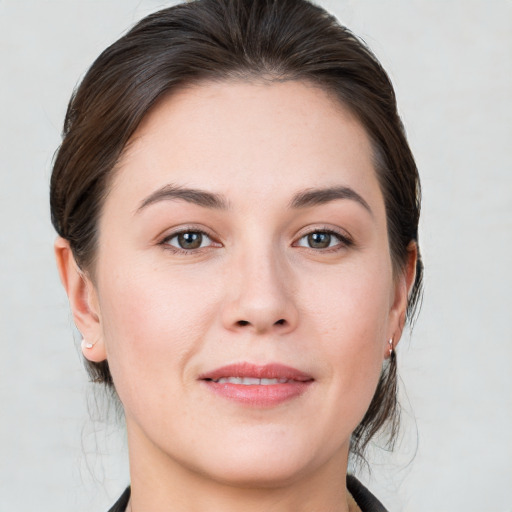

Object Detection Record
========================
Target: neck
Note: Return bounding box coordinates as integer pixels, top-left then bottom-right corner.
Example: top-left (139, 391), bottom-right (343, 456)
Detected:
top-left (126, 422), bottom-right (353, 512)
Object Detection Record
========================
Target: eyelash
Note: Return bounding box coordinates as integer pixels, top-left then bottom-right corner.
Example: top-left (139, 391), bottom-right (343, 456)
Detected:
top-left (159, 227), bottom-right (353, 255)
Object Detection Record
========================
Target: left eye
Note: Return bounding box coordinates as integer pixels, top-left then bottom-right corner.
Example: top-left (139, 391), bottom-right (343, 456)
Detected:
top-left (295, 231), bottom-right (344, 249)
top-left (164, 231), bottom-right (213, 250)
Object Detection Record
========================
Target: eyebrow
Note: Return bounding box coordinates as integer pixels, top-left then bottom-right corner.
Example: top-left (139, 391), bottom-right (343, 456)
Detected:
top-left (289, 186), bottom-right (372, 214)
top-left (137, 184), bottom-right (230, 213)
top-left (136, 183), bottom-right (371, 215)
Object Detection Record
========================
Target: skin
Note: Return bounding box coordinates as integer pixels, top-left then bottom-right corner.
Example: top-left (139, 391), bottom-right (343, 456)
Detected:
top-left (56, 80), bottom-right (416, 512)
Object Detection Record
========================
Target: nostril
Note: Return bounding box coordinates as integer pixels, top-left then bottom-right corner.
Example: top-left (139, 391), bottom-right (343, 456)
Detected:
top-left (235, 319), bottom-right (287, 328)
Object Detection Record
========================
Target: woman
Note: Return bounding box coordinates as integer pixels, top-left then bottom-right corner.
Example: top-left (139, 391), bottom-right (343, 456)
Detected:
top-left (51, 0), bottom-right (422, 510)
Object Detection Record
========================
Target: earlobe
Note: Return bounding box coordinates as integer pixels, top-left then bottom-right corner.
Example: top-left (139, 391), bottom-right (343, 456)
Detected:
top-left (54, 237), bottom-right (107, 362)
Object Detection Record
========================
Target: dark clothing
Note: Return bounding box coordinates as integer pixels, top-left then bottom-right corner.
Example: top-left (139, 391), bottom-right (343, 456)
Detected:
top-left (108, 487), bottom-right (130, 512)
top-left (347, 475), bottom-right (389, 512)
top-left (108, 475), bottom-right (388, 512)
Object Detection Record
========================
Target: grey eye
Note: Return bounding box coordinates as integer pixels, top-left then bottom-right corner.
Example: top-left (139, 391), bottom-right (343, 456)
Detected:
top-left (296, 231), bottom-right (342, 249)
top-left (307, 232), bottom-right (332, 249)
top-left (166, 231), bottom-right (212, 250)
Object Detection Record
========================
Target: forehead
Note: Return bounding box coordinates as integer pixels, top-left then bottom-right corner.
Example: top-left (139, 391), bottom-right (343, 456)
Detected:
top-left (111, 80), bottom-right (382, 211)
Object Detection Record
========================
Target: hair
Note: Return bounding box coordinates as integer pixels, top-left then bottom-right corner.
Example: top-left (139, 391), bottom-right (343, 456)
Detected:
top-left (50, 0), bottom-right (423, 460)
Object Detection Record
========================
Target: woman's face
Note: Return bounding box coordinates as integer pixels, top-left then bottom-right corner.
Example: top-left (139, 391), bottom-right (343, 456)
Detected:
top-left (74, 80), bottom-right (411, 486)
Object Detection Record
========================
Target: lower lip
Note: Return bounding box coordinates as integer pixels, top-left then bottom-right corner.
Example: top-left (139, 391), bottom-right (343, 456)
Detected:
top-left (201, 380), bottom-right (313, 407)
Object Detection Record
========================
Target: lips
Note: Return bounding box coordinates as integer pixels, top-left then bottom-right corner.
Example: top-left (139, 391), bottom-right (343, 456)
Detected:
top-left (199, 363), bottom-right (314, 406)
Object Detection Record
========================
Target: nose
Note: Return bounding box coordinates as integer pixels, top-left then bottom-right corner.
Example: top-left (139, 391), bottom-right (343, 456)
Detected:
top-left (221, 249), bottom-right (299, 335)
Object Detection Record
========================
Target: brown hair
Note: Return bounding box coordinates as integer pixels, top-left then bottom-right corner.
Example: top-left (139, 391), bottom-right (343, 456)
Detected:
top-left (50, 0), bottom-right (423, 459)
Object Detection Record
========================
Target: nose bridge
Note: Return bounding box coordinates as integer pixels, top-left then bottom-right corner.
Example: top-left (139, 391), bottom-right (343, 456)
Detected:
top-left (223, 239), bottom-right (298, 334)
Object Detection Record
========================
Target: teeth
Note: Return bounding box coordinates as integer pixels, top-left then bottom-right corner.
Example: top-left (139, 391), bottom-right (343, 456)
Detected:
top-left (215, 377), bottom-right (289, 385)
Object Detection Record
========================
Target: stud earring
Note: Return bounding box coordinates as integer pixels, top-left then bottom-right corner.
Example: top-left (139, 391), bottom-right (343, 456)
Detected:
top-left (82, 339), bottom-right (94, 350)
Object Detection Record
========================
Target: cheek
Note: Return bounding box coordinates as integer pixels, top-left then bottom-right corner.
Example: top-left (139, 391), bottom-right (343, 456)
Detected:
top-left (96, 260), bottom-right (220, 406)
top-left (303, 252), bottom-right (392, 345)
top-left (300, 256), bottom-right (392, 422)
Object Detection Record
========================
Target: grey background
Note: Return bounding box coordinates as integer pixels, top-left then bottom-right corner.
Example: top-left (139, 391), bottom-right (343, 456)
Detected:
top-left (1, 1), bottom-right (511, 511)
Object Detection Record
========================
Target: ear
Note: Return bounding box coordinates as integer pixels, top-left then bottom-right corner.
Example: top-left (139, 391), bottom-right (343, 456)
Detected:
top-left (385, 241), bottom-right (418, 358)
top-left (54, 237), bottom-right (107, 363)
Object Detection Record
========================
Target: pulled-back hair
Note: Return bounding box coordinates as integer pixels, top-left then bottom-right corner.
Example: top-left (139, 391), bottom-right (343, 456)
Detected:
top-left (50, 0), bottom-right (423, 459)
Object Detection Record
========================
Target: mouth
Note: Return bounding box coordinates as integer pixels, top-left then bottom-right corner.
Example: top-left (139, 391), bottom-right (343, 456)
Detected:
top-left (207, 377), bottom-right (292, 385)
top-left (198, 363), bottom-right (314, 407)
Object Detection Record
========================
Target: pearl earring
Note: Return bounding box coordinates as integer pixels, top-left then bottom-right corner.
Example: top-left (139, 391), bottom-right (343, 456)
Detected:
top-left (82, 339), bottom-right (94, 349)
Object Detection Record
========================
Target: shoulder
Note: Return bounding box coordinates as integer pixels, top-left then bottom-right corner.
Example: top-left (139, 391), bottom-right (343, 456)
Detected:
top-left (107, 487), bottom-right (130, 512)
top-left (347, 475), bottom-right (389, 512)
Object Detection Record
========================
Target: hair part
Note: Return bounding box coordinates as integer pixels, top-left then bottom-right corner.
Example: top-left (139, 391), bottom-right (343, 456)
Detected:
top-left (50, 0), bottom-right (423, 461)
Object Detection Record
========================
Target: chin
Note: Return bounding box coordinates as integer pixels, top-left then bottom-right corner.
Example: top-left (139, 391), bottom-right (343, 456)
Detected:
top-left (204, 457), bottom-right (311, 489)
top-left (180, 431), bottom-right (338, 489)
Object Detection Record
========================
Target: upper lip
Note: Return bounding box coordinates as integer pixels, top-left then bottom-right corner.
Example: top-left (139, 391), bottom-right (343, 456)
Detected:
top-left (198, 363), bottom-right (314, 382)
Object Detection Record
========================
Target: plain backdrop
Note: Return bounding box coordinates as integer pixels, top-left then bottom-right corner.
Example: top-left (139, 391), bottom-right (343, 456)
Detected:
top-left (1, 1), bottom-right (511, 511)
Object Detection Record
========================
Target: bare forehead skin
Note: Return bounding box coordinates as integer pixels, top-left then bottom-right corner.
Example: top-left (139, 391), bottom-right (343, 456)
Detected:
top-left (117, 78), bottom-right (375, 181)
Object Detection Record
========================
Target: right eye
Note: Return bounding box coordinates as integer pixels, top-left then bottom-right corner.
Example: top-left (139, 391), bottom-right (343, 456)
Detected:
top-left (162, 230), bottom-right (215, 251)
